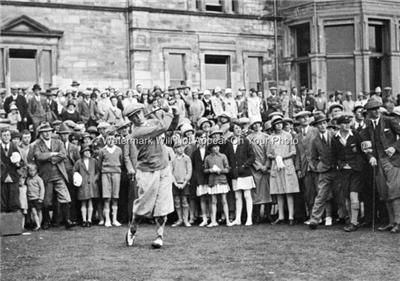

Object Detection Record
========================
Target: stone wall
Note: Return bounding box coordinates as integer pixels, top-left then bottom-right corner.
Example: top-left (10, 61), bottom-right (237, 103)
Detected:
top-left (1, 3), bottom-right (129, 89)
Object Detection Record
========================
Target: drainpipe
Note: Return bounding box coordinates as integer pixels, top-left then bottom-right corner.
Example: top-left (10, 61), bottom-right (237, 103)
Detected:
top-left (273, 0), bottom-right (279, 88)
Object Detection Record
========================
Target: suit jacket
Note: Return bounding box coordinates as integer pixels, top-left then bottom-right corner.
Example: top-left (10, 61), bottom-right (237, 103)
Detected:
top-left (4, 95), bottom-right (28, 119)
top-left (361, 116), bottom-right (400, 167)
top-left (28, 95), bottom-right (45, 119)
top-left (310, 130), bottom-right (335, 173)
top-left (77, 100), bottom-right (91, 123)
top-left (1, 143), bottom-right (22, 183)
top-left (227, 137), bottom-right (255, 179)
top-left (295, 126), bottom-right (319, 176)
top-left (191, 147), bottom-right (209, 187)
top-left (331, 131), bottom-right (364, 172)
top-left (33, 138), bottom-right (68, 182)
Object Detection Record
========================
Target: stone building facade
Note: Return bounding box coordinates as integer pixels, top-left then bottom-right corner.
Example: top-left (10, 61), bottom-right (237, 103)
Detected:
top-left (280, 0), bottom-right (400, 96)
top-left (0, 0), bottom-right (278, 92)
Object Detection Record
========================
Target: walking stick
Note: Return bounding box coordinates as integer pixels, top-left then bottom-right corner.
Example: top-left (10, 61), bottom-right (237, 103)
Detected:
top-left (372, 166), bottom-right (376, 232)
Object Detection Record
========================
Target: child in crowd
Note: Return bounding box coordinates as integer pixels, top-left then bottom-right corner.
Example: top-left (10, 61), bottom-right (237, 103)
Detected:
top-left (7, 104), bottom-right (21, 131)
top-left (18, 176), bottom-right (28, 229)
top-left (204, 142), bottom-right (232, 227)
top-left (26, 163), bottom-right (45, 231)
top-left (171, 140), bottom-right (193, 227)
top-left (73, 145), bottom-right (99, 227)
top-left (192, 130), bottom-right (210, 226)
top-left (99, 130), bottom-right (123, 227)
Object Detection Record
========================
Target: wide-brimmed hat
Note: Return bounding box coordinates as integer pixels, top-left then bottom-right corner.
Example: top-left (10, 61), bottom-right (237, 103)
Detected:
top-left (268, 111), bottom-right (284, 120)
top-left (209, 126), bottom-right (223, 137)
top-left (311, 112), bottom-right (327, 125)
top-left (249, 120), bottom-right (262, 129)
top-left (271, 115), bottom-right (283, 126)
top-left (328, 103), bottom-right (344, 113)
top-left (9, 104), bottom-right (18, 111)
top-left (57, 123), bottom-right (72, 134)
top-left (364, 99), bottom-right (383, 111)
top-left (283, 117), bottom-right (293, 124)
top-left (81, 132), bottom-right (92, 140)
top-left (37, 123), bottom-right (54, 133)
top-left (52, 120), bottom-right (62, 127)
top-left (97, 121), bottom-right (110, 129)
top-left (392, 106), bottom-right (400, 117)
top-left (123, 103), bottom-right (145, 117)
top-left (293, 111), bottom-right (311, 119)
top-left (217, 112), bottom-right (231, 120)
top-left (32, 84), bottom-right (41, 91)
top-left (71, 80), bottom-right (80, 87)
top-left (80, 144), bottom-right (92, 153)
top-left (87, 126), bottom-right (99, 135)
top-left (181, 124), bottom-right (195, 135)
top-left (197, 117), bottom-right (213, 129)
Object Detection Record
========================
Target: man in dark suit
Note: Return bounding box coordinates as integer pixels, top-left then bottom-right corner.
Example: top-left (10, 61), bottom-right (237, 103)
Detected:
top-left (332, 115), bottom-right (364, 232)
top-left (361, 99), bottom-right (400, 233)
top-left (57, 123), bottom-right (80, 224)
top-left (4, 86), bottom-right (29, 131)
top-left (308, 112), bottom-right (345, 229)
top-left (27, 84), bottom-right (46, 134)
top-left (294, 111), bottom-right (319, 223)
top-left (1, 127), bottom-right (22, 212)
top-left (77, 91), bottom-right (91, 125)
top-left (33, 123), bottom-right (76, 229)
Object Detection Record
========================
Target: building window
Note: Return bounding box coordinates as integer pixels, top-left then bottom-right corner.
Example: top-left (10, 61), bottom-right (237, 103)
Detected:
top-left (232, 0), bottom-right (239, 13)
top-left (247, 57), bottom-right (262, 91)
top-left (368, 20), bottom-right (389, 90)
top-left (327, 58), bottom-right (355, 94)
top-left (205, 55), bottom-right (230, 89)
top-left (325, 25), bottom-right (355, 54)
top-left (168, 53), bottom-right (186, 87)
top-left (298, 62), bottom-right (310, 89)
top-left (325, 24), bottom-right (355, 93)
top-left (293, 23), bottom-right (311, 58)
top-left (291, 23), bottom-right (311, 89)
top-left (205, 0), bottom-right (223, 12)
top-left (9, 49), bottom-right (37, 86)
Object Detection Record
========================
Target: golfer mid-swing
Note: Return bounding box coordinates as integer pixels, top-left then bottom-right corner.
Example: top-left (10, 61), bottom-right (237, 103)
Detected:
top-left (124, 103), bottom-right (175, 248)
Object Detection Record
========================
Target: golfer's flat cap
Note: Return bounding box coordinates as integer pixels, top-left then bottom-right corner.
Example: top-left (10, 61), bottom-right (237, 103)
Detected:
top-left (364, 99), bottom-right (383, 110)
top-left (123, 103), bottom-right (145, 117)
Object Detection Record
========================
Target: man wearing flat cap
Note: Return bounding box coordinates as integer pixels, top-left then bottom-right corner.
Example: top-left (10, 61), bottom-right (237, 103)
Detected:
top-left (360, 99), bottom-right (400, 233)
top-left (33, 123), bottom-right (75, 229)
top-left (293, 111), bottom-right (319, 223)
top-left (124, 102), bottom-right (175, 248)
top-left (27, 84), bottom-right (46, 135)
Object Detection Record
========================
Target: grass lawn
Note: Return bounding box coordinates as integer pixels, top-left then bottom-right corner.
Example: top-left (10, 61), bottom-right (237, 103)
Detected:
top-left (1, 223), bottom-right (399, 281)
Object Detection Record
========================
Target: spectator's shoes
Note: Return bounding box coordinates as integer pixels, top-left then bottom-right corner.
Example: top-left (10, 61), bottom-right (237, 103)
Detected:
top-left (199, 220), bottom-right (208, 227)
top-left (125, 229), bottom-right (136, 247)
top-left (112, 221), bottom-right (122, 227)
top-left (378, 224), bottom-right (394, 232)
top-left (65, 220), bottom-right (77, 229)
top-left (390, 224), bottom-right (400, 234)
top-left (151, 237), bottom-right (163, 249)
top-left (183, 221), bottom-right (191, 227)
top-left (325, 217), bottom-right (333, 226)
top-left (309, 222), bottom-right (318, 230)
top-left (271, 219), bottom-right (284, 225)
top-left (171, 221), bottom-right (183, 227)
top-left (98, 220), bottom-right (105, 226)
top-left (105, 221), bottom-right (112, 227)
top-left (288, 219), bottom-right (295, 226)
top-left (344, 223), bottom-right (358, 232)
top-left (304, 220), bottom-right (311, 225)
top-left (87, 222), bottom-right (92, 227)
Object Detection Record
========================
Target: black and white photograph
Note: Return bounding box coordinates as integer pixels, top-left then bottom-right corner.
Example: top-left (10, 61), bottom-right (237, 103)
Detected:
top-left (0, 0), bottom-right (399, 280)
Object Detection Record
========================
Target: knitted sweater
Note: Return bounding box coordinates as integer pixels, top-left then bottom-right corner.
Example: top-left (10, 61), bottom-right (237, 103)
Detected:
top-left (172, 154), bottom-right (192, 183)
top-left (99, 145), bottom-right (123, 173)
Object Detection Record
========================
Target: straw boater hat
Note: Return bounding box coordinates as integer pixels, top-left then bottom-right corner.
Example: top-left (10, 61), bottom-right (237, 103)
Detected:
top-left (97, 121), bottom-right (111, 130)
top-left (181, 124), bottom-right (195, 136)
top-left (87, 126), bottom-right (99, 135)
top-left (268, 111), bottom-right (284, 120)
top-left (209, 126), bottom-right (223, 137)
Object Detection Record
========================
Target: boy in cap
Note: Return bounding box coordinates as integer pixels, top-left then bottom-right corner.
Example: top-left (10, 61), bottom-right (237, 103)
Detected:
top-left (124, 102), bottom-right (175, 248)
top-left (332, 115), bottom-right (364, 231)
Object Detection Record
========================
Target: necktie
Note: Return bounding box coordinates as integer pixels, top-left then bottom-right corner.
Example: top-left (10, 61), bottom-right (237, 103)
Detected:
top-left (373, 120), bottom-right (377, 129)
top-left (4, 145), bottom-right (8, 154)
